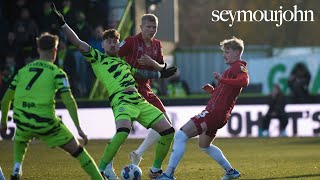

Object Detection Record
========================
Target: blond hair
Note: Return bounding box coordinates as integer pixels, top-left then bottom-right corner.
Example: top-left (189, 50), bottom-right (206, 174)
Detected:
top-left (220, 36), bottom-right (244, 55)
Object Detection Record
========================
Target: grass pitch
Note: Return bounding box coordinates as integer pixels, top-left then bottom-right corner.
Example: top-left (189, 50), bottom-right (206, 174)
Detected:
top-left (0, 137), bottom-right (319, 180)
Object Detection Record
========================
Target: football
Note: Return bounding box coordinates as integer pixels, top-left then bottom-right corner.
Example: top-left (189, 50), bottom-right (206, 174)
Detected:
top-left (120, 164), bottom-right (142, 180)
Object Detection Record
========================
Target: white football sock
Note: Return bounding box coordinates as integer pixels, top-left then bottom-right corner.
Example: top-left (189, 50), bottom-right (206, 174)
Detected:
top-left (135, 129), bottom-right (160, 157)
top-left (12, 163), bottom-right (21, 175)
top-left (105, 160), bottom-right (113, 169)
top-left (200, 144), bottom-right (233, 172)
top-left (165, 130), bottom-right (189, 177)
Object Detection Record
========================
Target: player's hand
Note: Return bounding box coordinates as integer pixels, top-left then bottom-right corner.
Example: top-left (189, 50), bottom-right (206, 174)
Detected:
top-left (160, 66), bottom-right (177, 78)
top-left (77, 127), bottom-right (88, 146)
top-left (213, 72), bottom-right (222, 81)
top-left (51, 2), bottom-right (66, 26)
top-left (137, 54), bottom-right (156, 66)
top-left (202, 84), bottom-right (214, 94)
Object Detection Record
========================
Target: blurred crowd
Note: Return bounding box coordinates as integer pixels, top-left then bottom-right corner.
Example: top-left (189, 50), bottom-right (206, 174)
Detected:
top-left (0, 0), bottom-right (111, 98)
top-left (0, 0), bottom-right (192, 100)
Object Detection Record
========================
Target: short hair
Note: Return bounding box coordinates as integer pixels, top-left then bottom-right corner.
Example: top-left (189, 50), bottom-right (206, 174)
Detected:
top-left (141, 14), bottom-right (158, 25)
top-left (220, 36), bottom-right (244, 54)
top-left (36, 32), bottom-right (59, 51)
top-left (101, 29), bottom-right (120, 40)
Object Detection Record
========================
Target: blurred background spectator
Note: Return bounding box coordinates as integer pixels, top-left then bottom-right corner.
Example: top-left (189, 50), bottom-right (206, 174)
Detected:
top-left (259, 84), bottom-right (288, 137)
top-left (287, 62), bottom-right (311, 103)
top-left (0, 0), bottom-right (111, 98)
top-left (0, 54), bottom-right (17, 99)
top-left (166, 69), bottom-right (190, 97)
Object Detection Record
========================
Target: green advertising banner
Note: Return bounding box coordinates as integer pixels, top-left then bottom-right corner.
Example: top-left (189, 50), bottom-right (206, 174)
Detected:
top-left (247, 54), bottom-right (320, 95)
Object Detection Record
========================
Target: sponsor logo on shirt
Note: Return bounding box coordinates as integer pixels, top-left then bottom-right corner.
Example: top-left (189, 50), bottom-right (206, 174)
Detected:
top-left (240, 66), bottom-right (248, 73)
top-left (22, 101), bottom-right (36, 109)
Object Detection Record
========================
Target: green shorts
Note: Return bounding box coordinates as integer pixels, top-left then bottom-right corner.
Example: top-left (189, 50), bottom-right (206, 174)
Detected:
top-left (111, 91), bottom-right (164, 128)
top-left (14, 116), bottom-right (74, 148)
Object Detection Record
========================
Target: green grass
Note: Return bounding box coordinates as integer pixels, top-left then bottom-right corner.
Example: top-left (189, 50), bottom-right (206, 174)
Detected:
top-left (1, 138), bottom-right (319, 179)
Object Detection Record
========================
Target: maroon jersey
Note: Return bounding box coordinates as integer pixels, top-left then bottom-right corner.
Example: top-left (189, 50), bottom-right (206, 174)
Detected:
top-left (206, 60), bottom-right (249, 114)
top-left (118, 33), bottom-right (163, 100)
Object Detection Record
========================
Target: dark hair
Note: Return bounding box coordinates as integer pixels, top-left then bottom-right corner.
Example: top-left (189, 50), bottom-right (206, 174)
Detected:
top-left (101, 29), bottom-right (120, 40)
top-left (36, 32), bottom-right (59, 50)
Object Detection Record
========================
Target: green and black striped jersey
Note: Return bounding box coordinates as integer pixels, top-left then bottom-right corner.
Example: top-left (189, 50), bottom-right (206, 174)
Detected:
top-left (81, 47), bottom-right (139, 101)
top-left (9, 60), bottom-right (71, 120)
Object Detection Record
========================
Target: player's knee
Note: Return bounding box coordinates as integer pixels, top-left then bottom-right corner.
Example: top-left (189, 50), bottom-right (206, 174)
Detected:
top-left (159, 127), bottom-right (175, 136)
top-left (116, 127), bottom-right (131, 134)
top-left (174, 129), bottom-right (189, 142)
top-left (71, 146), bottom-right (84, 158)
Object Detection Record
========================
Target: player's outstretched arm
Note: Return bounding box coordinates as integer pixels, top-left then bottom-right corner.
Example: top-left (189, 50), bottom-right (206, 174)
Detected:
top-left (60, 92), bottom-right (88, 145)
top-left (133, 66), bottom-right (177, 79)
top-left (51, 3), bottom-right (90, 53)
top-left (0, 89), bottom-right (14, 134)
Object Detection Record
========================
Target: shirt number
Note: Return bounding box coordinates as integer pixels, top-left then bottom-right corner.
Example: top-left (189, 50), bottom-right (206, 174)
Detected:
top-left (26, 68), bottom-right (43, 90)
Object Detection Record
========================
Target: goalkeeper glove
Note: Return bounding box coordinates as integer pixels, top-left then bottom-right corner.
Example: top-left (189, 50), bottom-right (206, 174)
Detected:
top-left (51, 2), bottom-right (66, 26)
top-left (160, 66), bottom-right (177, 78)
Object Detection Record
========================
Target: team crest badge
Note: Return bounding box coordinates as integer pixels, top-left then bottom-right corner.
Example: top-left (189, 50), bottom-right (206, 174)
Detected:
top-left (240, 66), bottom-right (248, 73)
top-left (119, 107), bottom-right (125, 112)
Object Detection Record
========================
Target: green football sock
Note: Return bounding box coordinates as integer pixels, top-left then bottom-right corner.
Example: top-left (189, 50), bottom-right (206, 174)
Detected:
top-left (76, 148), bottom-right (103, 180)
top-left (98, 132), bottom-right (128, 171)
top-left (14, 140), bottom-right (29, 164)
top-left (153, 132), bottom-right (174, 169)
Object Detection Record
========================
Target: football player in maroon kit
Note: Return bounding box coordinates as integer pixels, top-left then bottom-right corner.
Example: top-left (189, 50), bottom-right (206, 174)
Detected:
top-left (156, 37), bottom-right (249, 180)
top-left (117, 14), bottom-right (171, 179)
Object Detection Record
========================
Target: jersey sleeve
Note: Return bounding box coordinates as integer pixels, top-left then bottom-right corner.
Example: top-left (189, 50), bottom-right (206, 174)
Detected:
top-left (54, 69), bottom-right (71, 94)
top-left (81, 46), bottom-right (103, 63)
top-left (118, 37), bottom-right (132, 58)
top-left (8, 73), bottom-right (19, 90)
top-left (220, 64), bottom-right (249, 87)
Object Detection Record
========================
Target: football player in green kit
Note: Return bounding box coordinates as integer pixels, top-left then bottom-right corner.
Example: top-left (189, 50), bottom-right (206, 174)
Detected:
top-left (0, 32), bottom-right (104, 180)
top-left (50, 3), bottom-right (177, 180)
